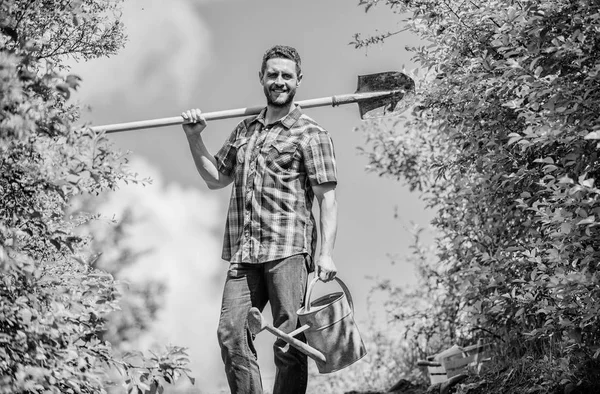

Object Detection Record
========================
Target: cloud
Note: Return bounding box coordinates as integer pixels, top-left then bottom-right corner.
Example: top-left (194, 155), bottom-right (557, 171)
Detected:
top-left (70, 0), bottom-right (213, 111)
top-left (66, 2), bottom-right (235, 388)
top-left (94, 157), bottom-right (227, 391)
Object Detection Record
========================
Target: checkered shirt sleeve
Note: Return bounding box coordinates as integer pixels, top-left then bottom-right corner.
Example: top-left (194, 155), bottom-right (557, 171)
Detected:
top-left (214, 123), bottom-right (243, 177)
top-left (301, 131), bottom-right (338, 185)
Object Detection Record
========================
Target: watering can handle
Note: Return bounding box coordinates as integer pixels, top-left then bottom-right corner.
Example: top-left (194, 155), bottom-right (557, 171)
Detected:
top-left (304, 277), bottom-right (354, 313)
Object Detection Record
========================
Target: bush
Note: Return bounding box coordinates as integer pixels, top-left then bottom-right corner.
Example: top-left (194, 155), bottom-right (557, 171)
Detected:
top-left (0, 1), bottom-right (192, 392)
top-left (354, 0), bottom-right (600, 391)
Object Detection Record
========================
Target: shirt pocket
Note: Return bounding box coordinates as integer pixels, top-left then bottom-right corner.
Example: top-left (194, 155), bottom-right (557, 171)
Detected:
top-left (265, 141), bottom-right (299, 173)
top-left (234, 138), bottom-right (249, 165)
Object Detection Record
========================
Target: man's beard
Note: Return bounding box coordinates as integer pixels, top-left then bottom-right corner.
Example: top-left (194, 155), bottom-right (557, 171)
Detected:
top-left (264, 86), bottom-right (296, 107)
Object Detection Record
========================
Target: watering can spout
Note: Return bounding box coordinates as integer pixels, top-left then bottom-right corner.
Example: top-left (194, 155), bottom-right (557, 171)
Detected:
top-left (247, 277), bottom-right (367, 374)
top-left (246, 307), bottom-right (326, 364)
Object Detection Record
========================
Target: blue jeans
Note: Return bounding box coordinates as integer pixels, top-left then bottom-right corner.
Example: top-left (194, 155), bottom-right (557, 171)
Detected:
top-left (217, 254), bottom-right (309, 394)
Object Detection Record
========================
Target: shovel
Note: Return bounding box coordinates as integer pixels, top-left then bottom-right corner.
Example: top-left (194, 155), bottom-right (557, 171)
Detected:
top-left (89, 71), bottom-right (415, 133)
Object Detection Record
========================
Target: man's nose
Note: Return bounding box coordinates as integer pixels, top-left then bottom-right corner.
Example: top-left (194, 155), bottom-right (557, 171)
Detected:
top-left (274, 75), bottom-right (285, 85)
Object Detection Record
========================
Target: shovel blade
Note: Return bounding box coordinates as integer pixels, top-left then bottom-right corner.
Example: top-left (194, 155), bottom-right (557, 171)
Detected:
top-left (356, 71), bottom-right (415, 119)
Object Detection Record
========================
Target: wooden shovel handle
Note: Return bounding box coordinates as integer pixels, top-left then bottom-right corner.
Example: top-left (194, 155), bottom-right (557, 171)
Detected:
top-left (89, 91), bottom-right (402, 134)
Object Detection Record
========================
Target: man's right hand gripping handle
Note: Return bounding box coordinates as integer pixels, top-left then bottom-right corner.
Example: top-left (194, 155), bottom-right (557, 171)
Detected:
top-left (181, 108), bottom-right (207, 136)
top-left (181, 108), bottom-right (233, 190)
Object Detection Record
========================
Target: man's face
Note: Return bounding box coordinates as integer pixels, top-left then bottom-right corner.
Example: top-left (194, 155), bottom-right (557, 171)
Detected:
top-left (260, 58), bottom-right (302, 107)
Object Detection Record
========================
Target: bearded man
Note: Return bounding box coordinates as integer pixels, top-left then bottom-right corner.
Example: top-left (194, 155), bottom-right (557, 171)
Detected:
top-left (181, 45), bottom-right (338, 394)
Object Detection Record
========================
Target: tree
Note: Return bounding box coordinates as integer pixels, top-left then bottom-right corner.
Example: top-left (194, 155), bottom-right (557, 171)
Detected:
top-left (0, 1), bottom-right (192, 392)
top-left (353, 0), bottom-right (600, 391)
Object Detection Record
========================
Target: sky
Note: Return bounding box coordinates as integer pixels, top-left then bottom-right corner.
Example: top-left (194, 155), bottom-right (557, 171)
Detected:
top-left (70, 0), bottom-right (434, 392)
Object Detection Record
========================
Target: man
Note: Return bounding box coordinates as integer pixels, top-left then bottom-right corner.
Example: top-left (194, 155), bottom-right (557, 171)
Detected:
top-left (181, 45), bottom-right (338, 394)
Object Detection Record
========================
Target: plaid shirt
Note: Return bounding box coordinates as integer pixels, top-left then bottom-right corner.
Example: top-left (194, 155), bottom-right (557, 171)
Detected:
top-left (214, 105), bottom-right (337, 265)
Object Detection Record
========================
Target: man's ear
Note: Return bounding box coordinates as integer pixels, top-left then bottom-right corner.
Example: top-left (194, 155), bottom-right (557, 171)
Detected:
top-left (297, 73), bottom-right (303, 86)
top-left (258, 70), bottom-right (263, 83)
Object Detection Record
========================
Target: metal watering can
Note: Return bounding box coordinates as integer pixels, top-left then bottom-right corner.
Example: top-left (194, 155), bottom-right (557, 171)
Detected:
top-left (247, 277), bottom-right (367, 374)
top-left (298, 277), bottom-right (367, 373)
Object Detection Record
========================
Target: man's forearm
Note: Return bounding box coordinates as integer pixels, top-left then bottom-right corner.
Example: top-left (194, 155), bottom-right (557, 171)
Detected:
top-left (318, 188), bottom-right (338, 257)
top-left (185, 133), bottom-right (231, 190)
top-left (313, 184), bottom-right (338, 281)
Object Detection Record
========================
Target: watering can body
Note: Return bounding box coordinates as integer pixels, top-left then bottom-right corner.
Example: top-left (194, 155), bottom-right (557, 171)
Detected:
top-left (297, 277), bottom-right (367, 373)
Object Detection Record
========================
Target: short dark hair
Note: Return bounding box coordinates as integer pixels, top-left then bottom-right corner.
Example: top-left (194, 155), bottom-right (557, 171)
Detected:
top-left (261, 45), bottom-right (302, 75)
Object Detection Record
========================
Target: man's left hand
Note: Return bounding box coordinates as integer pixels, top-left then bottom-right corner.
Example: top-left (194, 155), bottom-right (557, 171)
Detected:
top-left (316, 255), bottom-right (337, 282)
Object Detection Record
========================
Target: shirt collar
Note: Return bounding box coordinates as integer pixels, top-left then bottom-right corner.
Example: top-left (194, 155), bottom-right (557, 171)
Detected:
top-left (253, 105), bottom-right (303, 130)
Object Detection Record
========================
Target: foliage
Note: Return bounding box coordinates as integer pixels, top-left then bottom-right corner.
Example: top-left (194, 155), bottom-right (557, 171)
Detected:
top-left (308, 231), bottom-right (442, 392)
top-left (372, 228), bottom-right (468, 356)
top-left (354, 0), bottom-right (600, 391)
top-left (71, 203), bottom-right (166, 350)
top-left (307, 315), bottom-right (426, 394)
top-left (0, 1), bottom-right (192, 393)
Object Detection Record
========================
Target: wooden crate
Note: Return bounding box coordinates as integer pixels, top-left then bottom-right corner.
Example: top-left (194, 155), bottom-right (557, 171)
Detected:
top-left (417, 340), bottom-right (492, 384)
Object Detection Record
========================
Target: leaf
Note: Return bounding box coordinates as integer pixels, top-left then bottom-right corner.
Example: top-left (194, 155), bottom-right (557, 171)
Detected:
top-left (584, 131), bottom-right (600, 140)
top-left (55, 83), bottom-right (71, 99)
top-left (503, 99), bottom-right (523, 109)
top-left (50, 239), bottom-right (62, 250)
top-left (534, 66), bottom-right (543, 77)
top-left (507, 132), bottom-right (522, 145)
top-left (533, 157), bottom-right (554, 164)
top-left (558, 176), bottom-right (574, 184)
top-left (515, 307), bottom-right (525, 317)
top-left (576, 216), bottom-right (595, 226)
top-left (581, 178), bottom-right (595, 188)
top-left (66, 75), bottom-right (82, 90)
